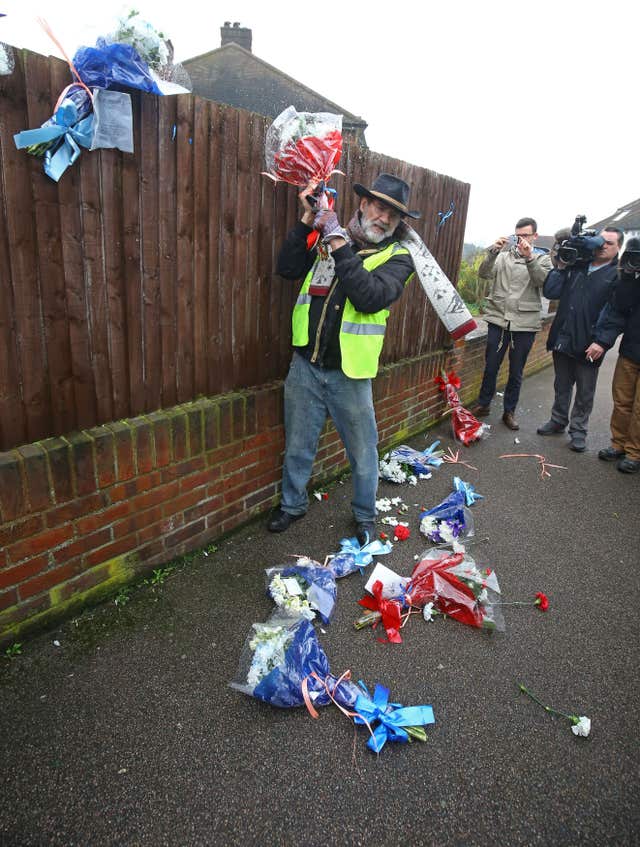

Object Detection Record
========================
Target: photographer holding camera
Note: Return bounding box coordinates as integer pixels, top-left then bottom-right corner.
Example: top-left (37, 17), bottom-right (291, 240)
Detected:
top-left (537, 222), bottom-right (623, 452)
top-left (472, 217), bottom-right (552, 430)
top-left (586, 238), bottom-right (640, 474)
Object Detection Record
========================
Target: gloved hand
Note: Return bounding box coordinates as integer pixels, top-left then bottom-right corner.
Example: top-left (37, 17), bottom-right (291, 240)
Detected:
top-left (313, 209), bottom-right (350, 245)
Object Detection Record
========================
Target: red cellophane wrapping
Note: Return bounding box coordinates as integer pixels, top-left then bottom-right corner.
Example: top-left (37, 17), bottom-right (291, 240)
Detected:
top-left (405, 550), bottom-right (486, 628)
top-left (263, 106), bottom-right (343, 186)
top-left (435, 371), bottom-right (489, 445)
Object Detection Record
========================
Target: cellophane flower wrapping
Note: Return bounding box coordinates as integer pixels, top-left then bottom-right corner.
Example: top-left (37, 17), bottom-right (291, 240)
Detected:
top-left (419, 490), bottom-right (474, 543)
top-left (265, 557), bottom-right (337, 624)
top-left (264, 106), bottom-right (343, 186)
top-left (436, 373), bottom-right (489, 445)
top-left (386, 445), bottom-right (439, 476)
top-left (230, 614), bottom-right (362, 709)
top-left (406, 548), bottom-right (504, 631)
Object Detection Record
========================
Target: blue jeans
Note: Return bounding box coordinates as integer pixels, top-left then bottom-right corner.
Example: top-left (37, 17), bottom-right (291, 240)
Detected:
top-left (478, 323), bottom-right (536, 413)
top-left (280, 353), bottom-right (379, 522)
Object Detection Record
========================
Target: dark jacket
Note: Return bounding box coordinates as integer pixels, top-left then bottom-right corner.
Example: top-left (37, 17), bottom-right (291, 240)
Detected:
top-left (594, 271), bottom-right (640, 366)
top-left (276, 221), bottom-right (414, 370)
top-left (543, 259), bottom-right (618, 365)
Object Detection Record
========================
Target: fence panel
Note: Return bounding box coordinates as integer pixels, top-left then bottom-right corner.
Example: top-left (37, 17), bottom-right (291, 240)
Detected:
top-left (0, 49), bottom-right (470, 451)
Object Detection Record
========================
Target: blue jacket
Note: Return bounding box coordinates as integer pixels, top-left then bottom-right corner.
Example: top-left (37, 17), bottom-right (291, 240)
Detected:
top-left (594, 271), bottom-right (640, 366)
top-left (543, 260), bottom-right (618, 365)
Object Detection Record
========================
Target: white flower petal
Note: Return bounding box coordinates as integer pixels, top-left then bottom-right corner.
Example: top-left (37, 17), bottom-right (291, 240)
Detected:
top-left (571, 716), bottom-right (591, 737)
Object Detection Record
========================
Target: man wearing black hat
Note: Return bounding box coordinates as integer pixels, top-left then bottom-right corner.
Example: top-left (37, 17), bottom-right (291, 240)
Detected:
top-left (267, 174), bottom-right (419, 544)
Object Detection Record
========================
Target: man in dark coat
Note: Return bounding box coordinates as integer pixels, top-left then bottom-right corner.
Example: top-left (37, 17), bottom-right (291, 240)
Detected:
top-left (537, 227), bottom-right (623, 452)
top-left (587, 238), bottom-right (640, 473)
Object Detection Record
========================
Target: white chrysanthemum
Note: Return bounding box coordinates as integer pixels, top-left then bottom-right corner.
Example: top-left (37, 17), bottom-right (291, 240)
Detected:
top-left (571, 716), bottom-right (591, 737)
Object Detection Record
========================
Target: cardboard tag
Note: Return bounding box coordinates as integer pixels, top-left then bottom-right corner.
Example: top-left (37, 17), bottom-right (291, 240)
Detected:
top-left (365, 563), bottom-right (408, 599)
top-left (282, 577), bottom-right (303, 596)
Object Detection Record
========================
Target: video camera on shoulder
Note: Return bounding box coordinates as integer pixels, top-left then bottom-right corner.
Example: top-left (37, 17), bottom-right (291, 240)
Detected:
top-left (557, 215), bottom-right (604, 266)
top-left (620, 237), bottom-right (640, 274)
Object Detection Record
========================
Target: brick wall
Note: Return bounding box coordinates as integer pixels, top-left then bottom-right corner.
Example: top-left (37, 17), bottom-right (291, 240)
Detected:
top-left (0, 323), bottom-right (552, 645)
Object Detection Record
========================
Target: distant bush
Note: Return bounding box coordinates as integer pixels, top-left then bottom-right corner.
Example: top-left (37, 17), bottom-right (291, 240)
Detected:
top-left (457, 250), bottom-right (490, 310)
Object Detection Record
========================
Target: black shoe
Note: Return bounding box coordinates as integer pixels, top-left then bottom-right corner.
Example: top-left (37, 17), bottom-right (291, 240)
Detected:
top-left (356, 522), bottom-right (377, 546)
top-left (598, 447), bottom-right (625, 462)
top-left (267, 508), bottom-right (304, 533)
top-left (569, 437), bottom-right (586, 453)
top-left (537, 420), bottom-right (565, 435)
top-left (617, 457), bottom-right (640, 474)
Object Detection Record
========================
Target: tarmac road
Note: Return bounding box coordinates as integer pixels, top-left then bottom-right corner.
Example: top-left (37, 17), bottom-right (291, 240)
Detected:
top-left (1, 350), bottom-right (638, 847)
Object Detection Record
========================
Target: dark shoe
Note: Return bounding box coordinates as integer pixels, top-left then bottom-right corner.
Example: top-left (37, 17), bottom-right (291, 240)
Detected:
top-left (598, 446), bottom-right (626, 462)
top-left (569, 437), bottom-right (586, 453)
top-left (471, 404), bottom-right (491, 417)
top-left (267, 508), bottom-right (304, 533)
top-left (537, 420), bottom-right (565, 436)
top-left (502, 411), bottom-right (519, 431)
top-left (617, 457), bottom-right (640, 474)
top-left (356, 522), bottom-right (377, 546)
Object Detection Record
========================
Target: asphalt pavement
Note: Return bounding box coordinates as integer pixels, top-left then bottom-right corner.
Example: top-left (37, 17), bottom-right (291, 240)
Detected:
top-left (1, 350), bottom-right (639, 847)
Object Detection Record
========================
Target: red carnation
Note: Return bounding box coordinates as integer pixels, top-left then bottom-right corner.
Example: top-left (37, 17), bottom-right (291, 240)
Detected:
top-left (322, 492), bottom-right (329, 500)
top-left (394, 525), bottom-right (411, 541)
top-left (379, 532), bottom-right (388, 541)
top-left (534, 592), bottom-right (549, 611)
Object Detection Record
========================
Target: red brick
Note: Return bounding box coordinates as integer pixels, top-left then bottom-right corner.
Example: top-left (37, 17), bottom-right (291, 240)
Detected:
top-left (164, 519), bottom-right (206, 547)
top-left (130, 479), bottom-right (180, 512)
top-left (19, 559), bottom-right (86, 600)
top-left (205, 445), bottom-right (231, 468)
top-left (231, 397), bottom-right (245, 441)
top-left (108, 471), bottom-right (162, 503)
top-left (244, 484), bottom-right (277, 511)
top-left (67, 431), bottom-right (97, 496)
top-left (186, 406), bottom-right (203, 457)
top-left (52, 528), bottom-right (111, 564)
top-left (109, 421), bottom-right (135, 481)
top-left (138, 515), bottom-right (183, 544)
top-left (220, 450), bottom-right (259, 477)
top-left (183, 495), bottom-right (223, 524)
top-left (0, 451), bottom-right (27, 522)
top-left (0, 555), bottom-right (49, 591)
top-left (0, 515), bottom-right (45, 549)
top-left (131, 418), bottom-right (154, 474)
top-left (162, 487), bottom-right (206, 517)
top-left (178, 467), bottom-right (219, 494)
top-left (255, 387), bottom-right (282, 429)
top-left (243, 430), bottom-right (277, 451)
top-left (203, 405), bottom-right (219, 450)
top-left (49, 563), bottom-right (112, 604)
top-left (147, 411), bottom-right (171, 467)
top-left (160, 456), bottom-right (205, 484)
top-left (0, 593), bottom-right (51, 626)
top-left (112, 504), bottom-right (163, 539)
top-left (45, 493), bottom-right (106, 527)
top-left (40, 437), bottom-right (73, 504)
top-left (8, 524), bottom-right (74, 563)
top-left (76, 500), bottom-right (131, 535)
top-left (168, 409), bottom-right (188, 461)
top-left (219, 400), bottom-right (232, 446)
top-left (85, 535), bottom-right (137, 568)
top-left (88, 427), bottom-right (116, 488)
top-left (0, 550), bottom-right (6, 567)
top-left (0, 588), bottom-right (18, 612)
top-left (136, 539), bottom-right (166, 562)
top-left (18, 443), bottom-right (54, 512)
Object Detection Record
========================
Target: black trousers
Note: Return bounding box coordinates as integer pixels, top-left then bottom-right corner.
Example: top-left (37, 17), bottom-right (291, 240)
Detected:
top-left (478, 323), bottom-right (536, 413)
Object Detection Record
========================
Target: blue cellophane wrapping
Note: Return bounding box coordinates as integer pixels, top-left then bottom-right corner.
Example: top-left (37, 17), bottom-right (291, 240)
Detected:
top-left (419, 490), bottom-right (474, 536)
top-left (73, 40), bottom-right (163, 95)
top-left (388, 444), bottom-right (439, 474)
top-left (276, 561), bottom-right (336, 624)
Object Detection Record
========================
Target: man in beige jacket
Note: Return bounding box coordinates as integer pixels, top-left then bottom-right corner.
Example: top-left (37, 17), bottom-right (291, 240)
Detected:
top-left (471, 217), bottom-right (553, 430)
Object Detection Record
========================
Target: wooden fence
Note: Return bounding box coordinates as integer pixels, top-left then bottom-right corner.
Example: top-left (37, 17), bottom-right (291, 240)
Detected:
top-left (0, 48), bottom-right (470, 452)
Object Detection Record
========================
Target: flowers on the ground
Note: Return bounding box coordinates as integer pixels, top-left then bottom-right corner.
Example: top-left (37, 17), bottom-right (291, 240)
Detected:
top-left (519, 684), bottom-right (591, 738)
top-left (314, 490), bottom-right (329, 501)
top-left (423, 602), bottom-right (435, 622)
top-left (535, 592), bottom-right (549, 611)
top-left (394, 524), bottom-right (411, 541)
top-left (268, 572), bottom-right (315, 620)
top-left (376, 496), bottom-right (404, 512)
top-left (419, 490), bottom-right (473, 544)
top-left (379, 456), bottom-right (417, 485)
top-left (246, 623), bottom-right (293, 688)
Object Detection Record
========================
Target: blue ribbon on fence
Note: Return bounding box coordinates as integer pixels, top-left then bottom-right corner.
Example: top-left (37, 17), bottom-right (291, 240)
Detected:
top-left (436, 201), bottom-right (455, 233)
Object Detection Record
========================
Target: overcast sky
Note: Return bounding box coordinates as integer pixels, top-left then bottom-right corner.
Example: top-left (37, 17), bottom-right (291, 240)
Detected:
top-left (2, 0), bottom-right (637, 245)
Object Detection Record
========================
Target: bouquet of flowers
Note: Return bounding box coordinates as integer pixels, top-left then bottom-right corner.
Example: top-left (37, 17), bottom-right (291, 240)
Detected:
top-left (263, 106), bottom-right (343, 186)
top-left (327, 535), bottom-right (393, 579)
top-left (379, 442), bottom-right (443, 484)
top-left (265, 557), bottom-right (337, 625)
top-left (230, 615), bottom-right (435, 752)
top-left (419, 490), bottom-right (474, 544)
top-left (435, 371), bottom-right (489, 445)
top-left (405, 549), bottom-right (504, 631)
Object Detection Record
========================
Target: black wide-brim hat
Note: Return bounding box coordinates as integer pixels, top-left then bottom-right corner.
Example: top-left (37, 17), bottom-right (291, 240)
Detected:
top-left (353, 172), bottom-right (421, 219)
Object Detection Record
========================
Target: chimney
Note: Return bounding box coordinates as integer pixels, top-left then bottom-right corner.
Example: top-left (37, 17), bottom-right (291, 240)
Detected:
top-left (220, 21), bottom-right (252, 52)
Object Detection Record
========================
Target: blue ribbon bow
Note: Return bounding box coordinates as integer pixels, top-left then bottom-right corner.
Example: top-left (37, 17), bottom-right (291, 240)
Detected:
top-left (422, 440), bottom-right (444, 468)
top-left (453, 476), bottom-right (484, 506)
top-left (14, 97), bottom-right (94, 182)
top-left (353, 683), bottom-right (435, 753)
top-left (337, 535), bottom-right (392, 573)
top-left (436, 201), bottom-right (455, 233)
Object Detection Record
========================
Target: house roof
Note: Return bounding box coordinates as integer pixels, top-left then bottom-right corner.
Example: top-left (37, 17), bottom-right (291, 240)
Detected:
top-left (182, 43), bottom-right (367, 135)
top-left (589, 198), bottom-right (640, 232)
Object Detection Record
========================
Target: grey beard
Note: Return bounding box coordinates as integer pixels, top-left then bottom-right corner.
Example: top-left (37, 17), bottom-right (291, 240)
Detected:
top-left (361, 218), bottom-right (392, 244)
